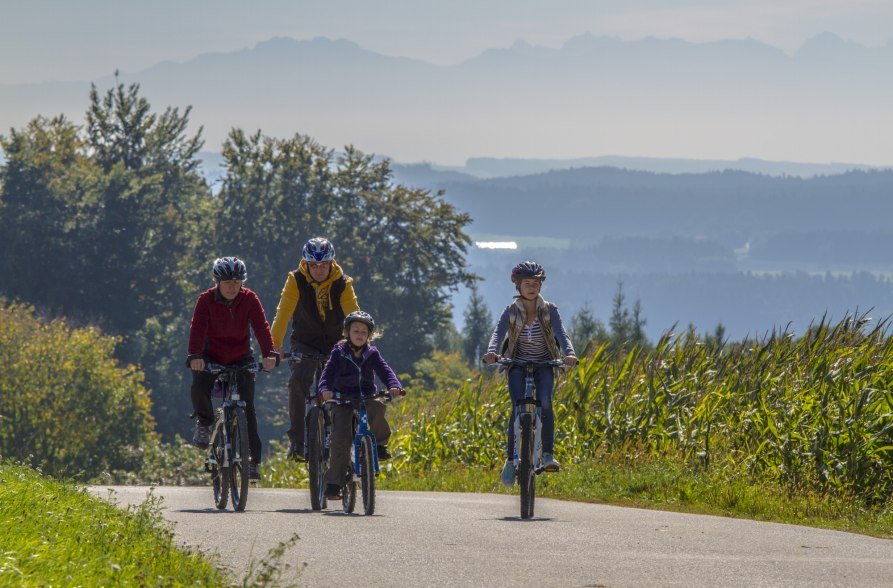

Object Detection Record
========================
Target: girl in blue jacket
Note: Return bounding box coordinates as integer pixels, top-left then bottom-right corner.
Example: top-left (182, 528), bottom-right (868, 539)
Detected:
top-left (318, 310), bottom-right (404, 499)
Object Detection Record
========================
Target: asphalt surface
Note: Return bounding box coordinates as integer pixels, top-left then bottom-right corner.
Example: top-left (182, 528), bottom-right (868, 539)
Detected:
top-left (89, 486), bottom-right (893, 587)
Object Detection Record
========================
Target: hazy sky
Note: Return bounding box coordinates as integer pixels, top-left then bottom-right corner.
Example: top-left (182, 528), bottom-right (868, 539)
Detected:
top-left (3, 0), bottom-right (892, 84)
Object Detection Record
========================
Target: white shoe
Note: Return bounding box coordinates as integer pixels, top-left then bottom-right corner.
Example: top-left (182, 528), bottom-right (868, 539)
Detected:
top-left (542, 453), bottom-right (560, 472)
top-left (500, 459), bottom-right (515, 489)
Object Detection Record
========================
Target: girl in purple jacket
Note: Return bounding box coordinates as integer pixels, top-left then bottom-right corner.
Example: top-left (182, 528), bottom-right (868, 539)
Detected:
top-left (317, 310), bottom-right (404, 499)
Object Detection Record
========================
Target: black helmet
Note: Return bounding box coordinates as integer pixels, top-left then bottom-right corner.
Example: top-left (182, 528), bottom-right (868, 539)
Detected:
top-left (511, 261), bottom-right (545, 284)
top-left (343, 310), bottom-right (375, 333)
top-left (212, 257), bottom-right (247, 282)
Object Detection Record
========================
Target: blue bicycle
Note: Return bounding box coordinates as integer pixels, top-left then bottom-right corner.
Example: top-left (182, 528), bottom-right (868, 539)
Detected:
top-left (326, 390), bottom-right (403, 515)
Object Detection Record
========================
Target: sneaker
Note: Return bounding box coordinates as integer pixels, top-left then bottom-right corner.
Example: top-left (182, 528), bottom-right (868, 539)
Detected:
top-left (542, 453), bottom-right (560, 473)
top-left (192, 424), bottom-right (210, 449)
top-left (324, 483), bottom-right (342, 500)
top-left (248, 462), bottom-right (261, 481)
top-left (287, 441), bottom-right (306, 462)
top-left (376, 445), bottom-right (391, 460)
top-left (500, 459), bottom-right (515, 489)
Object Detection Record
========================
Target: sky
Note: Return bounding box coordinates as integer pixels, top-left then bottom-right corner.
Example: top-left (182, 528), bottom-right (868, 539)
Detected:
top-left (2, 0), bottom-right (892, 84)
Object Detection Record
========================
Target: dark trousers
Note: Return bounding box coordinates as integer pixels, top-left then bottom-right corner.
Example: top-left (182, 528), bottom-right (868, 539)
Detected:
top-left (287, 359), bottom-right (321, 448)
top-left (506, 365), bottom-right (555, 457)
top-left (324, 399), bottom-right (390, 485)
top-left (191, 369), bottom-right (263, 464)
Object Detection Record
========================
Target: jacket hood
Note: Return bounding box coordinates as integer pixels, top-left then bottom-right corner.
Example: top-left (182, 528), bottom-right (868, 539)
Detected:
top-left (298, 259), bottom-right (345, 286)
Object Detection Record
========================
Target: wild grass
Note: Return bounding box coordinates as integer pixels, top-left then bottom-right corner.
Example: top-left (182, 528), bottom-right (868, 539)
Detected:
top-left (0, 461), bottom-right (228, 586)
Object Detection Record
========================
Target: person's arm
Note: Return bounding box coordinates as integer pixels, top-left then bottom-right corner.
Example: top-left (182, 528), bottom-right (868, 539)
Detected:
top-left (371, 349), bottom-right (402, 390)
top-left (484, 305), bottom-right (511, 361)
top-left (317, 352), bottom-right (339, 394)
top-left (248, 292), bottom-right (277, 359)
top-left (270, 274), bottom-right (300, 349)
top-left (187, 294), bottom-right (209, 361)
top-left (340, 277), bottom-right (360, 314)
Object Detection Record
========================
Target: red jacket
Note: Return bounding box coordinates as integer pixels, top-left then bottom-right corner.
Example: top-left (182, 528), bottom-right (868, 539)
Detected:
top-left (187, 286), bottom-right (276, 365)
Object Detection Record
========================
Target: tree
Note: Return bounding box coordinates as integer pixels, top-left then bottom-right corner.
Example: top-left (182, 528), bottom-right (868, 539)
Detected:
top-left (216, 135), bottom-right (475, 371)
top-left (631, 298), bottom-right (648, 347)
top-left (462, 282), bottom-right (493, 365)
top-left (609, 281), bottom-right (631, 347)
top-left (569, 301), bottom-right (609, 354)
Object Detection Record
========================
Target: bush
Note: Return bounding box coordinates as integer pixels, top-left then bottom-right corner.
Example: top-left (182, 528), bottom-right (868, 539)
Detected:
top-left (0, 301), bottom-right (156, 479)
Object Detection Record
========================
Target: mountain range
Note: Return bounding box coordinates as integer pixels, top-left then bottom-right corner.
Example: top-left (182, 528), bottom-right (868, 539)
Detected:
top-left (2, 32), bottom-right (891, 167)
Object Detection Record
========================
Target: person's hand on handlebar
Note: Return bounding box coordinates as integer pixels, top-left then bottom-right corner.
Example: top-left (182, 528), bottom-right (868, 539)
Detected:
top-left (388, 387), bottom-right (406, 398)
top-left (262, 356), bottom-right (278, 370)
top-left (563, 355), bottom-right (578, 367)
top-left (483, 352), bottom-right (498, 364)
top-left (319, 390), bottom-right (334, 401)
top-left (190, 358), bottom-right (205, 372)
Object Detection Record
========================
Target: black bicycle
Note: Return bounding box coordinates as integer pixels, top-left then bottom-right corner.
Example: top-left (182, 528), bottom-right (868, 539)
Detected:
top-left (282, 351), bottom-right (331, 511)
top-left (326, 390), bottom-right (403, 515)
top-left (496, 357), bottom-right (564, 519)
top-left (201, 361), bottom-right (264, 512)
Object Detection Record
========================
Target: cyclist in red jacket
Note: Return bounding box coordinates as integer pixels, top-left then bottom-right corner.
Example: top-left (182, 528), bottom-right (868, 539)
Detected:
top-left (187, 257), bottom-right (279, 481)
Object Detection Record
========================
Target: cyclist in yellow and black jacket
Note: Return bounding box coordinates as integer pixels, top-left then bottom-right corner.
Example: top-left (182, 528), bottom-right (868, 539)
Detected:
top-left (270, 238), bottom-right (360, 461)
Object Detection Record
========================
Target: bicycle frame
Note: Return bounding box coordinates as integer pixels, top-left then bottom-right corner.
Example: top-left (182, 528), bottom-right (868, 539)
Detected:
top-left (205, 363), bottom-right (257, 470)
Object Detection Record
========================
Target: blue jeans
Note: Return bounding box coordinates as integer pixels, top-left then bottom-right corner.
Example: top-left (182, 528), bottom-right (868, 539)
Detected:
top-left (506, 365), bottom-right (555, 458)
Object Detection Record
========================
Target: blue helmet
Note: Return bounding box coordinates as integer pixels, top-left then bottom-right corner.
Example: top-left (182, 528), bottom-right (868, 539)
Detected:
top-left (302, 237), bottom-right (335, 262)
top-left (212, 257), bottom-right (247, 281)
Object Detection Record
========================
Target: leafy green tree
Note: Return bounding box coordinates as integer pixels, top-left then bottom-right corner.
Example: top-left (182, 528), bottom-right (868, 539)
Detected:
top-left (608, 281), bottom-right (649, 350)
top-left (0, 79), bottom-right (214, 437)
top-left (569, 301), bottom-right (609, 354)
top-left (462, 282), bottom-right (493, 365)
top-left (0, 301), bottom-right (156, 480)
top-left (216, 134), bottom-right (474, 371)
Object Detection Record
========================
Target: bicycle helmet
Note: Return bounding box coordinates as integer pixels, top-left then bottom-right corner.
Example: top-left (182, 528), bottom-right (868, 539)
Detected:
top-left (343, 310), bottom-right (375, 333)
top-left (212, 257), bottom-right (247, 281)
top-left (302, 237), bottom-right (335, 262)
top-left (510, 261), bottom-right (546, 284)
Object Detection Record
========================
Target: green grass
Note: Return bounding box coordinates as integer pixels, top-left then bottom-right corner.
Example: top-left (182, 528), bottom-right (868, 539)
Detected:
top-left (0, 461), bottom-right (229, 586)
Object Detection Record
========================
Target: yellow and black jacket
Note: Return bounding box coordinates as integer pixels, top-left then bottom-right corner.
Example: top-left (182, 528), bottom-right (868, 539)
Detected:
top-left (271, 260), bottom-right (360, 354)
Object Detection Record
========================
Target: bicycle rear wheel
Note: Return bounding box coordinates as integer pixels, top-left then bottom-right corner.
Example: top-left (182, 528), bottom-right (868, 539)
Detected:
top-left (307, 405), bottom-right (327, 511)
top-left (210, 417), bottom-right (229, 510)
top-left (229, 407), bottom-right (250, 512)
top-left (359, 435), bottom-right (376, 515)
top-left (519, 413), bottom-right (536, 519)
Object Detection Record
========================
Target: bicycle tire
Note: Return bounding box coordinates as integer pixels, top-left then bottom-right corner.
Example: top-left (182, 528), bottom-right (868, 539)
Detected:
top-left (519, 412), bottom-right (536, 519)
top-left (359, 435), bottom-right (376, 515)
top-left (342, 461), bottom-right (357, 513)
top-left (211, 418), bottom-right (229, 510)
top-left (229, 406), bottom-right (250, 512)
top-left (307, 405), bottom-right (327, 511)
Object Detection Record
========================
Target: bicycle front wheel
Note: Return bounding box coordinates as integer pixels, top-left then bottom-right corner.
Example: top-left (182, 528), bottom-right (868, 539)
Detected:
top-left (519, 413), bottom-right (536, 519)
top-left (359, 435), bottom-right (376, 515)
top-left (210, 417), bottom-right (229, 510)
top-left (307, 405), bottom-right (327, 511)
top-left (229, 406), bottom-right (250, 512)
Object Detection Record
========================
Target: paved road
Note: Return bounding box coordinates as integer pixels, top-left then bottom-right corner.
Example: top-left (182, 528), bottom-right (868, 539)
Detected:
top-left (89, 486), bottom-right (893, 587)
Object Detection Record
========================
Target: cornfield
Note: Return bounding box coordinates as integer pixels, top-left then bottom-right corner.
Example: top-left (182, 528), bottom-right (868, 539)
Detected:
top-left (392, 313), bottom-right (893, 504)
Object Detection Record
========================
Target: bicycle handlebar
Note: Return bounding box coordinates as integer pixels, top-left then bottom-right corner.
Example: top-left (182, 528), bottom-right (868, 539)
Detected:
top-left (487, 357), bottom-right (565, 368)
top-left (281, 351), bottom-right (330, 363)
top-left (323, 389), bottom-right (405, 404)
top-left (204, 361), bottom-right (265, 374)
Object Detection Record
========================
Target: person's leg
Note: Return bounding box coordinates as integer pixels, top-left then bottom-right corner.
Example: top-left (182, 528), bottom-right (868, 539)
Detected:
top-left (505, 366), bottom-right (526, 458)
top-left (325, 404), bottom-right (354, 488)
top-left (190, 370), bottom-right (216, 447)
top-left (237, 370), bottom-right (261, 464)
top-left (287, 359), bottom-right (317, 457)
top-left (364, 399), bottom-right (392, 459)
top-left (534, 366), bottom-right (556, 455)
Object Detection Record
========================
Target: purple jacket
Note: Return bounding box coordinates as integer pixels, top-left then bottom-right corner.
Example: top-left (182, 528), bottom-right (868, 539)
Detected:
top-left (318, 341), bottom-right (402, 397)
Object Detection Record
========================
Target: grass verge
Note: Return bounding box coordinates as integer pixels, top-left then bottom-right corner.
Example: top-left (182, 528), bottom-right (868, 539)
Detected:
top-left (0, 460), bottom-right (229, 586)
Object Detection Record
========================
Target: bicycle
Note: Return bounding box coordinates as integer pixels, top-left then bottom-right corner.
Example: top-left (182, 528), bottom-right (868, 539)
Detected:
top-left (326, 390), bottom-right (404, 515)
top-left (282, 351), bottom-right (331, 511)
top-left (200, 361), bottom-right (265, 512)
top-left (496, 357), bottom-right (564, 519)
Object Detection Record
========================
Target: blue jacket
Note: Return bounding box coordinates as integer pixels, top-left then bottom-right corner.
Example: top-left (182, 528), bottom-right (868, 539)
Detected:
top-left (487, 295), bottom-right (576, 359)
top-left (318, 341), bottom-right (402, 397)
